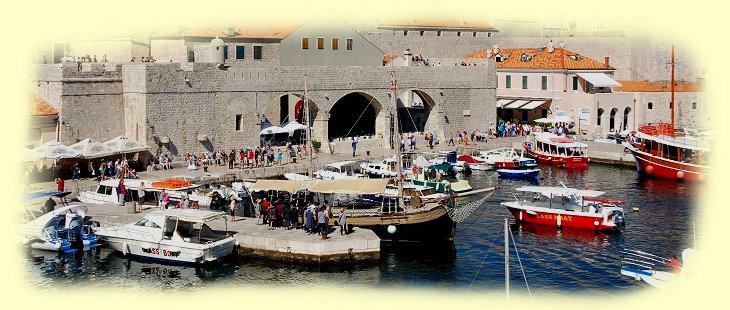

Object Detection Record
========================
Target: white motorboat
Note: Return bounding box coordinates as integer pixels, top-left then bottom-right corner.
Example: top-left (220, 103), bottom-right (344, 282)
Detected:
top-left (621, 248), bottom-right (695, 289)
top-left (314, 161), bottom-right (367, 180)
top-left (361, 157), bottom-right (399, 178)
top-left (23, 204), bottom-right (99, 251)
top-left (78, 178), bottom-right (213, 207)
top-left (94, 209), bottom-right (237, 264)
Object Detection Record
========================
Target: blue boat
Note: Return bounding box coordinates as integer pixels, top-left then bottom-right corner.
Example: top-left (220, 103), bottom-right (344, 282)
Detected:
top-left (496, 168), bottom-right (540, 179)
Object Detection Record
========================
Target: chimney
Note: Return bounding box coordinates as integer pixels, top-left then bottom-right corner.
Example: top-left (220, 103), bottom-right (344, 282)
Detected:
top-left (604, 57), bottom-right (610, 68)
top-left (224, 25), bottom-right (235, 38)
top-left (403, 49), bottom-right (412, 66)
top-left (493, 44), bottom-right (499, 54)
top-left (547, 40), bottom-right (555, 53)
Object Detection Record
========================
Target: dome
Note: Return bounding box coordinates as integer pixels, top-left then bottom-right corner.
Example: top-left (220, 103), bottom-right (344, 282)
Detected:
top-left (210, 37), bottom-right (225, 47)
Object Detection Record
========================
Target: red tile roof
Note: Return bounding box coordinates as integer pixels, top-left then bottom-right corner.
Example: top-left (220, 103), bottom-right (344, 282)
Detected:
top-left (614, 80), bottom-right (703, 92)
top-left (467, 47), bottom-right (614, 70)
top-left (151, 24), bottom-right (300, 40)
top-left (31, 95), bottom-right (58, 116)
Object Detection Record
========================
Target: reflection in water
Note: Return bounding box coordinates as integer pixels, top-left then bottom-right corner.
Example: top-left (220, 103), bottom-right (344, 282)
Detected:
top-left (24, 164), bottom-right (699, 294)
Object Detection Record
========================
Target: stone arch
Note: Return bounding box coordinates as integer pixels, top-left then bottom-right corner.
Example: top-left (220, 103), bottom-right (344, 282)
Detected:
top-left (623, 107), bottom-right (632, 131)
top-left (262, 93), bottom-right (320, 127)
top-left (609, 107), bottom-right (618, 131)
top-left (328, 92), bottom-right (383, 140)
top-left (398, 89), bottom-right (438, 134)
top-left (597, 108), bottom-right (604, 126)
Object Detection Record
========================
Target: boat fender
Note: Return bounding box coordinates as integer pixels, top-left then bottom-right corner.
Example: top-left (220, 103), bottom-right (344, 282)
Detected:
top-left (122, 242), bottom-right (129, 255)
top-left (387, 225), bottom-right (397, 234)
top-left (594, 220), bottom-right (599, 227)
top-left (676, 171), bottom-right (685, 179)
top-left (645, 165), bottom-right (654, 175)
top-left (519, 211), bottom-right (523, 221)
top-left (557, 213), bottom-right (561, 227)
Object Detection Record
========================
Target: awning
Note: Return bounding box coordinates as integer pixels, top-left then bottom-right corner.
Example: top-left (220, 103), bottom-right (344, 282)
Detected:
top-left (496, 99), bottom-right (514, 108)
top-left (576, 73), bottom-right (621, 87)
top-left (518, 100), bottom-right (548, 110)
top-left (504, 100), bottom-right (529, 109)
top-left (251, 179), bottom-right (309, 193)
top-left (250, 179), bottom-right (389, 195)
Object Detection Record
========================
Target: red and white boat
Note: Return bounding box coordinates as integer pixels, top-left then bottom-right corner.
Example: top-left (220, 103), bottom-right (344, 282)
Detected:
top-left (523, 132), bottom-right (589, 168)
top-left (501, 186), bottom-right (625, 232)
top-left (622, 46), bottom-right (711, 181)
top-left (624, 124), bottom-right (710, 181)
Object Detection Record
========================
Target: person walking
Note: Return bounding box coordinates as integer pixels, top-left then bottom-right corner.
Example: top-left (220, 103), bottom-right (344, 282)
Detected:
top-left (160, 190), bottom-right (170, 209)
top-left (254, 199), bottom-right (262, 225)
top-left (228, 149), bottom-right (235, 169)
top-left (338, 208), bottom-right (348, 235)
top-left (137, 181), bottom-right (146, 210)
top-left (267, 205), bottom-right (276, 230)
top-left (117, 179), bottom-right (126, 206)
top-left (317, 206), bottom-right (329, 238)
top-left (351, 138), bottom-right (358, 157)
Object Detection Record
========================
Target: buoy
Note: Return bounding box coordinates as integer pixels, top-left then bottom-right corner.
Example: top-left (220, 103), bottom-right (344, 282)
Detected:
top-left (387, 225), bottom-right (397, 234)
top-left (677, 170), bottom-right (685, 179)
top-left (633, 207), bottom-right (639, 212)
top-left (645, 165), bottom-right (654, 175)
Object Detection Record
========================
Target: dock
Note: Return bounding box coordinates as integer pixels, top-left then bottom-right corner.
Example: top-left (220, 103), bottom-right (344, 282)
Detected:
top-left (44, 202), bottom-right (380, 265)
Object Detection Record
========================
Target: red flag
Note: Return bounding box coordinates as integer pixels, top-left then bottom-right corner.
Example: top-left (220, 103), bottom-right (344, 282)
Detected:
top-left (294, 98), bottom-right (304, 121)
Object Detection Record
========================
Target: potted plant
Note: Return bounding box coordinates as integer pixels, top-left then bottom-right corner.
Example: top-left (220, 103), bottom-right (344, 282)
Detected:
top-left (311, 140), bottom-right (321, 152)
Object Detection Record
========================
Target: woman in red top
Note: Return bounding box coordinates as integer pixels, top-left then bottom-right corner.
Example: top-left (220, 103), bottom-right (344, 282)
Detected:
top-left (261, 198), bottom-right (271, 225)
top-left (248, 149), bottom-right (254, 167)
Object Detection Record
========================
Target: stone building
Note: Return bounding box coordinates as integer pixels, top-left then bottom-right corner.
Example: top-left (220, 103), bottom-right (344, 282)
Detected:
top-left (613, 81), bottom-right (707, 131)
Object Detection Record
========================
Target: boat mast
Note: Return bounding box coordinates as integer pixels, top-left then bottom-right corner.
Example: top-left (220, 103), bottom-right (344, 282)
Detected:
top-left (305, 74), bottom-right (313, 177)
top-left (670, 45), bottom-right (675, 135)
top-left (388, 67), bottom-right (404, 208)
top-left (505, 217), bottom-right (510, 299)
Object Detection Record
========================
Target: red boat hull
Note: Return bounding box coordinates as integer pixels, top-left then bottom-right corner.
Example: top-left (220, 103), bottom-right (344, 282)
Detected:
top-left (457, 155), bottom-right (485, 164)
top-left (629, 148), bottom-right (708, 181)
top-left (494, 161), bottom-right (520, 169)
top-left (506, 206), bottom-right (617, 231)
top-left (523, 148), bottom-right (589, 169)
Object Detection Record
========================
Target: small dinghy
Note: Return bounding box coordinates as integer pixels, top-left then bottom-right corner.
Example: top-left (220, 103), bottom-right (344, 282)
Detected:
top-left (496, 168), bottom-right (540, 179)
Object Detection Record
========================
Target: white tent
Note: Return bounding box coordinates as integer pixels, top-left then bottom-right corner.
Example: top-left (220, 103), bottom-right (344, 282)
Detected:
top-left (69, 138), bottom-right (115, 158)
top-left (280, 121), bottom-right (309, 134)
top-left (259, 122), bottom-right (287, 135)
top-left (31, 140), bottom-right (82, 160)
top-left (103, 136), bottom-right (150, 154)
top-left (534, 116), bottom-right (574, 124)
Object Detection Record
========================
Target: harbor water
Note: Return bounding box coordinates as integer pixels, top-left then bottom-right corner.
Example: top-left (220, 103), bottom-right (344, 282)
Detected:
top-left (24, 163), bottom-right (700, 294)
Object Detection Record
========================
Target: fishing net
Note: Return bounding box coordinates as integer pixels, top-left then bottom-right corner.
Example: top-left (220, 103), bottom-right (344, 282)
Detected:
top-left (447, 191), bottom-right (494, 223)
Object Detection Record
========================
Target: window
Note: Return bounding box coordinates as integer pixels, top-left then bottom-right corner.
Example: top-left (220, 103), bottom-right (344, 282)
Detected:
top-left (403, 30), bottom-right (408, 36)
top-left (488, 32), bottom-right (491, 37)
top-left (692, 101), bottom-right (697, 109)
top-left (223, 45), bottom-right (228, 59)
top-left (648, 101), bottom-right (653, 110)
top-left (541, 76), bottom-right (547, 90)
top-left (235, 45), bottom-right (244, 59)
top-left (505, 75), bottom-right (512, 89)
top-left (235, 114), bottom-right (242, 131)
top-left (253, 46), bottom-right (262, 59)
top-left (346, 38), bottom-right (353, 50)
top-left (331, 38), bottom-right (338, 50)
top-left (541, 109), bottom-right (548, 118)
top-left (572, 76), bottom-right (579, 91)
top-left (419, 31), bottom-right (424, 36)
top-left (597, 108), bottom-right (604, 125)
top-left (522, 76), bottom-right (528, 89)
top-left (317, 37), bottom-right (324, 49)
top-left (457, 31), bottom-right (461, 36)
top-left (473, 32), bottom-right (477, 37)
top-left (437, 31), bottom-right (441, 36)
top-left (301, 37), bottom-right (309, 49)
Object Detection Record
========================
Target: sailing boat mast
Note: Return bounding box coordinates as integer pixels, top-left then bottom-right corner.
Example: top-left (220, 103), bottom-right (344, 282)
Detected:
top-left (388, 67), bottom-right (405, 208)
top-left (670, 45), bottom-right (675, 135)
top-left (305, 74), bottom-right (313, 177)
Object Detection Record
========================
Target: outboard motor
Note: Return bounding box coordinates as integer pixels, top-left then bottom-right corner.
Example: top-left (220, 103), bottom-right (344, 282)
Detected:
top-left (67, 216), bottom-right (84, 248)
top-left (611, 210), bottom-right (626, 228)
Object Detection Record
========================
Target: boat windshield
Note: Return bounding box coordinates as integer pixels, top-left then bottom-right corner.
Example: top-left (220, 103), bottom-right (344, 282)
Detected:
top-left (135, 218), bottom-right (161, 228)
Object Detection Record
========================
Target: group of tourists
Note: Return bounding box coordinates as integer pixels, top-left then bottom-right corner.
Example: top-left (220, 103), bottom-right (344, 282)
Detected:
top-left (91, 158), bottom-right (136, 180)
top-left (248, 197), bottom-right (349, 236)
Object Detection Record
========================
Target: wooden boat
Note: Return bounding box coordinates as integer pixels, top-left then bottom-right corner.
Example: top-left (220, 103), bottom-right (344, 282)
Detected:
top-left (501, 186), bottom-right (625, 232)
top-left (523, 132), bottom-right (589, 168)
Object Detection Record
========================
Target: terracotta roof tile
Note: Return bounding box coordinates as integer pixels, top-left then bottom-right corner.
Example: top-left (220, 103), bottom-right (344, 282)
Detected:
top-left (31, 95), bottom-right (58, 116)
top-left (467, 47), bottom-right (614, 70)
top-left (614, 80), bottom-right (703, 92)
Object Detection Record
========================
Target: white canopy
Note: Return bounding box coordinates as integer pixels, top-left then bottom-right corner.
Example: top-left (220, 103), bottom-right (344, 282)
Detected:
top-left (576, 73), bottom-right (621, 87)
top-left (496, 99), bottom-right (513, 108)
top-left (260, 122), bottom-right (287, 135)
top-left (515, 186), bottom-right (604, 198)
top-left (534, 115), bottom-right (574, 124)
top-left (280, 121), bottom-right (310, 134)
top-left (519, 100), bottom-right (548, 110)
top-left (69, 138), bottom-right (115, 158)
top-left (504, 100), bottom-right (529, 109)
top-left (31, 140), bottom-right (82, 160)
top-left (103, 136), bottom-right (150, 154)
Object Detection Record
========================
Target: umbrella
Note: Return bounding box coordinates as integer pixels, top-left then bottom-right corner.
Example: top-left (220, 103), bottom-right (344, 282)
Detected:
top-left (280, 121), bottom-right (309, 134)
top-left (69, 138), bottom-right (115, 159)
top-left (103, 136), bottom-right (150, 154)
top-left (31, 140), bottom-right (82, 160)
top-left (259, 123), bottom-right (286, 135)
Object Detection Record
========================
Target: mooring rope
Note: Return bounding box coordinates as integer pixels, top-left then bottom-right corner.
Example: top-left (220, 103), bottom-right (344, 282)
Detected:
top-left (509, 228), bottom-right (532, 298)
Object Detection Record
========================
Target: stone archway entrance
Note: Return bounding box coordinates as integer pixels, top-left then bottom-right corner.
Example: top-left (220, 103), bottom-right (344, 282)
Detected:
top-left (397, 90), bottom-right (437, 134)
top-left (328, 92), bottom-right (383, 140)
top-left (261, 94), bottom-right (320, 146)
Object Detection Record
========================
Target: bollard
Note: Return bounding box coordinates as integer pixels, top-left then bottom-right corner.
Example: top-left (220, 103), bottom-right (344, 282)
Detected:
top-left (127, 202), bottom-right (138, 214)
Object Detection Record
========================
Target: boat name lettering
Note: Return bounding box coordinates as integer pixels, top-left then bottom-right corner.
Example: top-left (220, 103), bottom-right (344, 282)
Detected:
top-left (537, 214), bottom-right (573, 221)
top-left (142, 247), bottom-right (181, 257)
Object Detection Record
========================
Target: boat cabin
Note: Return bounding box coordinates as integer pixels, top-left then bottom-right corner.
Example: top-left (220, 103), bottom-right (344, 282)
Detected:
top-left (531, 133), bottom-right (587, 157)
top-left (629, 125), bottom-right (710, 166)
top-left (133, 209), bottom-right (230, 244)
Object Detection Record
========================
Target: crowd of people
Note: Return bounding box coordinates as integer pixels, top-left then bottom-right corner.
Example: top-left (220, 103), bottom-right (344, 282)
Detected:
top-left (245, 197), bottom-right (349, 237)
top-left (148, 142), bottom-right (311, 171)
